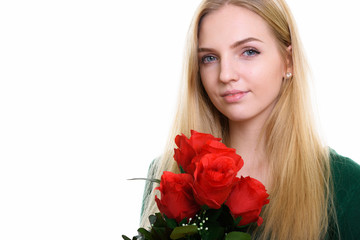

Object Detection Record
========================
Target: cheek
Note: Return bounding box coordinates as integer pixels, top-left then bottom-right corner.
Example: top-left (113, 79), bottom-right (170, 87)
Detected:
top-left (200, 69), bottom-right (218, 94)
top-left (250, 62), bottom-right (283, 95)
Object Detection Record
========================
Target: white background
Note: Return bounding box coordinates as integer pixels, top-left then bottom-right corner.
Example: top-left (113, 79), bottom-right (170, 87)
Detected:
top-left (0, 0), bottom-right (359, 239)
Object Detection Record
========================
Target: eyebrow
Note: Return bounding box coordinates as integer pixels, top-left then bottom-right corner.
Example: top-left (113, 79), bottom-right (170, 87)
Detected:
top-left (198, 37), bottom-right (263, 53)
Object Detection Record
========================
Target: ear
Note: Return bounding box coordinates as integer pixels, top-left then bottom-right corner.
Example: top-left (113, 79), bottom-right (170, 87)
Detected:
top-left (285, 45), bottom-right (293, 76)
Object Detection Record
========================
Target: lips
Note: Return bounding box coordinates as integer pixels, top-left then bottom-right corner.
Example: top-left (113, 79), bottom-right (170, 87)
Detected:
top-left (221, 90), bottom-right (249, 103)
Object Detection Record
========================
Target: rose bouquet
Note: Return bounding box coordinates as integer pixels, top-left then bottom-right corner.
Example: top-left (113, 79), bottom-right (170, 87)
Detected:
top-left (123, 130), bottom-right (269, 240)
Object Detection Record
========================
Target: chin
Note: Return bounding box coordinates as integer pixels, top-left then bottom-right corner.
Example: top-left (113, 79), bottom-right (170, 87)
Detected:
top-left (224, 113), bottom-right (253, 123)
top-left (225, 109), bottom-right (270, 125)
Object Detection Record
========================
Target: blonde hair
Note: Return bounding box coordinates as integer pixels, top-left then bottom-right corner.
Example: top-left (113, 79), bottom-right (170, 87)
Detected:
top-left (141, 1), bottom-right (336, 239)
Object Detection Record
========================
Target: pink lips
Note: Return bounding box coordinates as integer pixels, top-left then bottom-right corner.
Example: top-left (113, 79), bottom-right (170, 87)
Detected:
top-left (221, 90), bottom-right (249, 103)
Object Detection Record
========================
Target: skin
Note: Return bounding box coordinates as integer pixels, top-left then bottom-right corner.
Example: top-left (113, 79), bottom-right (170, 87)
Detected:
top-left (198, 4), bottom-right (292, 187)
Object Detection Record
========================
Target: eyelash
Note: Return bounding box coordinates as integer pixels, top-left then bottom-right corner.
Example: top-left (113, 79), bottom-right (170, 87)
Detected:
top-left (243, 48), bottom-right (260, 57)
top-left (201, 55), bottom-right (218, 64)
top-left (200, 48), bottom-right (261, 64)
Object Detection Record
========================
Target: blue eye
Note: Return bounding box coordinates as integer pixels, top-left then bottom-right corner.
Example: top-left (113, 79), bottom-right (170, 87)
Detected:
top-left (202, 55), bottom-right (218, 64)
top-left (243, 49), bottom-right (260, 57)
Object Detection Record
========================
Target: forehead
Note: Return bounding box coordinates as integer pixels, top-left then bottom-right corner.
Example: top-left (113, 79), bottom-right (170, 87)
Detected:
top-left (198, 4), bottom-right (274, 47)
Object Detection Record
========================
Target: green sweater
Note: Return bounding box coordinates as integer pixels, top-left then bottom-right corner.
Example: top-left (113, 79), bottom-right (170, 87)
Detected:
top-left (327, 149), bottom-right (360, 239)
top-left (141, 149), bottom-right (360, 239)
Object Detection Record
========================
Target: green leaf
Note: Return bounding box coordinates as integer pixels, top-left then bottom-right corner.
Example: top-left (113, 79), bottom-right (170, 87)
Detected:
top-left (225, 232), bottom-right (251, 240)
top-left (137, 228), bottom-right (153, 240)
top-left (201, 205), bottom-right (210, 211)
top-left (165, 216), bottom-right (178, 229)
top-left (179, 165), bottom-right (186, 174)
top-left (205, 207), bottom-right (223, 223)
top-left (200, 224), bottom-right (224, 240)
top-left (149, 214), bottom-right (157, 225)
top-left (234, 216), bottom-right (242, 226)
top-left (178, 217), bottom-right (189, 226)
top-left (170, 225), bottom-right (198, 239)
top-left (154, 213), bottom-right (168, 227)
top-left (127, 178), bottom-right (161, 184)
top-left (153, 227), bottom-right (169, 240)
top-left (121, 235), bottom-right (131, 240)
top-left (149, 213), bottom-right (168, 228)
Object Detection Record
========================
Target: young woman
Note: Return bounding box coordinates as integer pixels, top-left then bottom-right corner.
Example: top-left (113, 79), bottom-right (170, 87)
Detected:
top-left (141, 0), bottom-right (360, 239)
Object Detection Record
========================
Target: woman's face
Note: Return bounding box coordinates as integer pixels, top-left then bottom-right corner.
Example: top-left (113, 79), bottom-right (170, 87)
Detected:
top-left (198, 4), bottom-right (291, 125)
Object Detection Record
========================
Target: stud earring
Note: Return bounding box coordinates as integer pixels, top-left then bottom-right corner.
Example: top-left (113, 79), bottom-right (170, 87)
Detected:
top-left (286, 72), bottom-right (292, 79)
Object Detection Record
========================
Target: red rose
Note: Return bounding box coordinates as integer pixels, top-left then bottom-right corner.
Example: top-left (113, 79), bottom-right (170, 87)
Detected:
top-left (226, 176), bottom-right (269, 226)
top-left (201, 140), bottom-right (244, 169)
top-left (173, 133), bottom-right (197, 174)
top-left (202, 139), bottom-right (236, 154)
top-left (155, 171), bottom-right (200, 223)
top-left (174, 130), bottom-right (221, 175)
top-left (192, 152), bottom-right (243, 209)
top-left (188, 130), bottom-right (221, 153)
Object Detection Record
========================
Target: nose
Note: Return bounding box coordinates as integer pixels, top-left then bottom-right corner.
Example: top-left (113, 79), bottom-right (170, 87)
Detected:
top-left (219, 56), bottom-right (239, 83)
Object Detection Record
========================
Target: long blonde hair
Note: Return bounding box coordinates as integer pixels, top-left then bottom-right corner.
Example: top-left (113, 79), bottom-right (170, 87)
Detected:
top-left (141, 1), bottom-right (335, 239)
